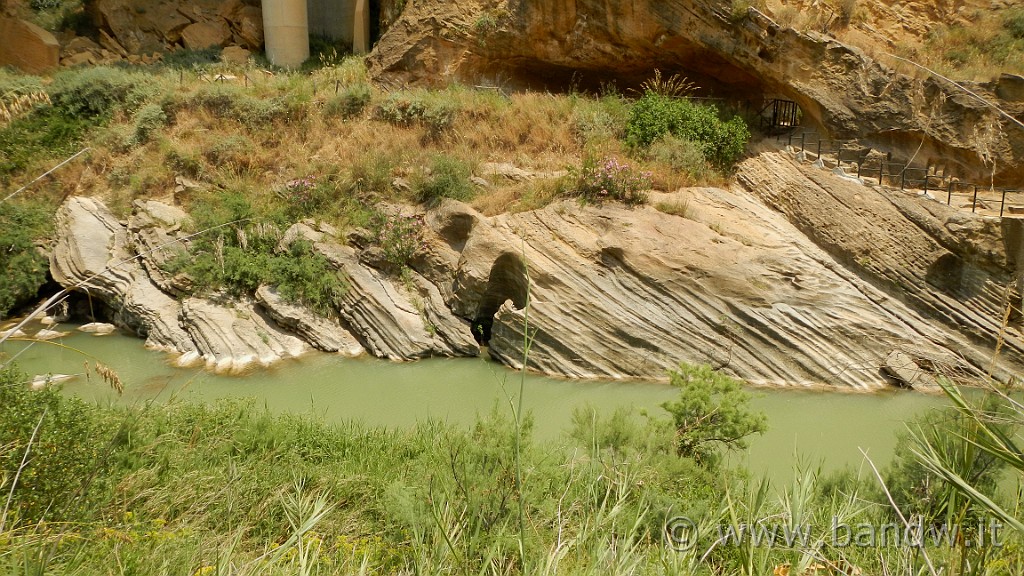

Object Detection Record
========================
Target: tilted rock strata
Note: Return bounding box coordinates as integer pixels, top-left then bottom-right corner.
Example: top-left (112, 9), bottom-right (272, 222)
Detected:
top-left (738, 151), bottom-right (1024, 382)
top-left (285, 223), bottom-right (479, 360)
top-left (50, 197), bottom-right (197, 356)
top-left (256, 285), bottom-right (364, 356)
top-left (49, 148), bottom-right (1021, 388)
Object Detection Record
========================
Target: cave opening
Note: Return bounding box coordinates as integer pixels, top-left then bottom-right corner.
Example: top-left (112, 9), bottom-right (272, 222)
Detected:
top-left (471, 253), bottom-right (529, 345)
top-left (482, 47), bottom-right (786, 110)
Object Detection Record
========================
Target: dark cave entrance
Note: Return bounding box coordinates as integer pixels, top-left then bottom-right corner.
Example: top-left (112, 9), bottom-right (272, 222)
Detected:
top-left (471, 253), bottom-right (529, 345)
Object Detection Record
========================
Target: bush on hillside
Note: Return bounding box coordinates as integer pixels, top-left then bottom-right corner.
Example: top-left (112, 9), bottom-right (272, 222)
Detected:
top-left (566, 155), bottom-right (650, 205)
top-left (413, 154), bottom-right (475, 205)
top-left (374, 90), bottom-right (458, 137)
top-left (626, 91), bottom-right (750, 169)
top-left (0, 365), bottom-right (115, 524)
top-left (0, 202), bottom-right (52, 317)
top-left (168, 192), bottom-right (347, 316)
top-left (325, 83), bottom-right (372, 118)
top-left (49, 66), bottom-right (153, 119)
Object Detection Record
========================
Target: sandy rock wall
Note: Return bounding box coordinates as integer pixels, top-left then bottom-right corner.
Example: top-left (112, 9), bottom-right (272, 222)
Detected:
top-left (367, 0), bottom-right (1024, 184)
top-left (48, 150), bottom-right (1021, 388)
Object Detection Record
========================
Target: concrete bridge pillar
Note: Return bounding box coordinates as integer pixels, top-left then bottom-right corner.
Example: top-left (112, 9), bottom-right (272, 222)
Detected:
top-left (262, 0), bottom-right (309, 68)
top-left (263, 0), bottom-right (373, 65)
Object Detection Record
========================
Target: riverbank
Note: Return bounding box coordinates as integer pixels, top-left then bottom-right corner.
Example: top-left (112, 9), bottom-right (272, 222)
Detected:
top-left (0, 353), bottom-right (1007, 576)
top-left (1, 322), bottom-right (946, 483)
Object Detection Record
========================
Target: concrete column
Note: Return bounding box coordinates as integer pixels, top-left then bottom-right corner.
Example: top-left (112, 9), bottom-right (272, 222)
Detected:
top-left (353, 0), bottom-right (370, 54)
top-left (262, 0), bottom-right (309, 68)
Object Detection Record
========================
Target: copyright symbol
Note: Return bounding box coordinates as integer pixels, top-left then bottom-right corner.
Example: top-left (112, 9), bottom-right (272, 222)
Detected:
top-left (665, 516), bottom-right (698, 551)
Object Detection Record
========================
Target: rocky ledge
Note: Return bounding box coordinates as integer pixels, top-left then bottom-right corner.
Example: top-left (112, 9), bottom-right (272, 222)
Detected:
top-left (48, 151), bottom-right (1023, 389)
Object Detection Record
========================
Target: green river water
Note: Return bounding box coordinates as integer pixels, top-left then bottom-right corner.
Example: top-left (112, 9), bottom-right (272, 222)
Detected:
top-left (1, 324), bottom-right (948, 482)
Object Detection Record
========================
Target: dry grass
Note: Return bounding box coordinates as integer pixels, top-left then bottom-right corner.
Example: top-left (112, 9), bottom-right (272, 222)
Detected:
top-left (3, 57), bottom-right (738, 231)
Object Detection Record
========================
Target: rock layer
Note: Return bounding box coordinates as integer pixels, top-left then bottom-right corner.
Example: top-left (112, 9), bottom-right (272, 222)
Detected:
top-left (48, 150), bottom-right (1022, 388)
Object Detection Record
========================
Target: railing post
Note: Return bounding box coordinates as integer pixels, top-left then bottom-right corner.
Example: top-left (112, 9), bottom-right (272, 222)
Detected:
top-left (1001, 188), bottom-right (1007, 217)
top-left (923, 175), bottom-right (929, 195)
top-left (879, 164), bottom-right (884, 185)
top-left (800, 132), bottom-right (806, 153)
top-left (947, 181), bottom-right (953, 205)
top-left (972, 185), bottom-right (978, 213)
top-left (900, 167), bottom-right (906, 190)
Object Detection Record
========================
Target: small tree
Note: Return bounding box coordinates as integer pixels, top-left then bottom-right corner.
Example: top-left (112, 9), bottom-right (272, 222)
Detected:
top-left (661, 363), bottom-right (767, 466)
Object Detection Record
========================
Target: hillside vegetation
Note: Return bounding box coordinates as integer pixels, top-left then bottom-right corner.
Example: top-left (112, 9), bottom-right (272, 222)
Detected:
top-left (0, 57), bottom-right (750, 318)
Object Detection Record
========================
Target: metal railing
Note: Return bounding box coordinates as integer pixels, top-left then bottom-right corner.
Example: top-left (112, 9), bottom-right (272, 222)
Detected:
top-left (779, 130), bottom-right (1023, 217)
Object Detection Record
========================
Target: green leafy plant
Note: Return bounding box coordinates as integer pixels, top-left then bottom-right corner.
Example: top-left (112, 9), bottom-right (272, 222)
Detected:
top-left (0, 365), bottom-right (113, 524)
top-left (413, 155), bottom-right (475, 205)
top-left (367, 209), bottom-right (426, 271)
top-left (566, 155), bottom-right (651, 205)
top-left (169, 192), bottom-right (346, 315)
top-left (129, 103), bottom-right (167, 145)
top-left (661, 363), bottom-right (767, 466)
top-left (647, 134), bottom-right (715, 183)
top-left (626, 92), bottom-right (750, 169)
top-left (0, 202), bottom-right (52, 318)
top-left (325, 83), bottom-right (372, 118)
top-left (374, 91), bottom-right (459, 137)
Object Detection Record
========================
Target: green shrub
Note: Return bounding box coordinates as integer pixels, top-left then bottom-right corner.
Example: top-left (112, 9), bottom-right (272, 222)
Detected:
top-left (187, 86), bottom-right (296, 129)
top-left (279, 174), bottom-right (342, 220)
top-left (374, 90), bottom-right (458, 136)
top-left (367, 209), bottom-right (426, 270)
top-left (325, 83), bottom-right (372, 118)
top-left (626, 91), bottom-right (750, 169)
top-left (171, 192), bottom-right (346, 315)
top-left (49, 66), bottom-right (151, 119)
top-left (566, 155), bottom-right (650, 205)
top-left (0, 107), bottom-right (91, 179)
top-left (0, 365), bottom-right (114, 524)
top-left (413, 154), bottom-right (475, 205)
top-left (647, 134), bottom-right (714, 182)
top-left (661, 363), bottom-right (767, 467)
top-left (129, 103), bottom-right (167, 145)
top-left (0, 202), bottom-right (52, 317)
top-left (885, 400), bottom-right (1008, 525)
top-left (1005, 9), bottom-right (1024, 39)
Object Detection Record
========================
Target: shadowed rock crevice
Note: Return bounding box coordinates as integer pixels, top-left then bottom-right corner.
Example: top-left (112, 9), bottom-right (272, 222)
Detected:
top-left (472, 253), bottom-right (528, 344)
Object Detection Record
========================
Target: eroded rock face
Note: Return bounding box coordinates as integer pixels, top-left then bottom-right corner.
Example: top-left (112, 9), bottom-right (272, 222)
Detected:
top-left (367, 0), bottom-right (1023, 184)
top-left (48, 150), bottom-right (1022, 389)
top-left (180, 297), bottom-right (308, 373)
top-left (286, 223), bottom-right (479, 360)
top-left (256, 285), bottom-right (364, 356)
top-left (50, 197), bottom-right (196, 356)
top-left (88, 0), bottom-right (262, 56)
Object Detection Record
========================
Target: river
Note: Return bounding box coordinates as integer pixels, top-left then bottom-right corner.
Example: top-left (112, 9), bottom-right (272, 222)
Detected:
top-left (1, 323), bottom-right (947, 483)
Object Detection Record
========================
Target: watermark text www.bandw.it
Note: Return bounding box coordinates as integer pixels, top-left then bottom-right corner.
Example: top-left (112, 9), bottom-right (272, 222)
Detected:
top-left (664, 516), bottom-right (1004, 551)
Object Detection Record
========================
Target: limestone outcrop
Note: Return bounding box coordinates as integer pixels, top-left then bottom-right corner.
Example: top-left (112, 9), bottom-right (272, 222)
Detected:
top-left (286, 223), bottom-right (479, 360)
top-left (367, 0), bottom-right (1024, 185)
top-left (179, 297), bottom-right (307, 373)
top-left (256, 285), bottom-right (364, 356)
top-left (47, 148), bottom-right (1022, 388)
top-left (50, 197), bottom-right (197, 356)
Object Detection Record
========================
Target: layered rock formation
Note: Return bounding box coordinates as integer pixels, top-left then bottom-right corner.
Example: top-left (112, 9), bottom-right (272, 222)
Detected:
top-left (48, 151), bottom-right (1022, 389)
top-left (367, 0), bottom-right (1024, 184)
